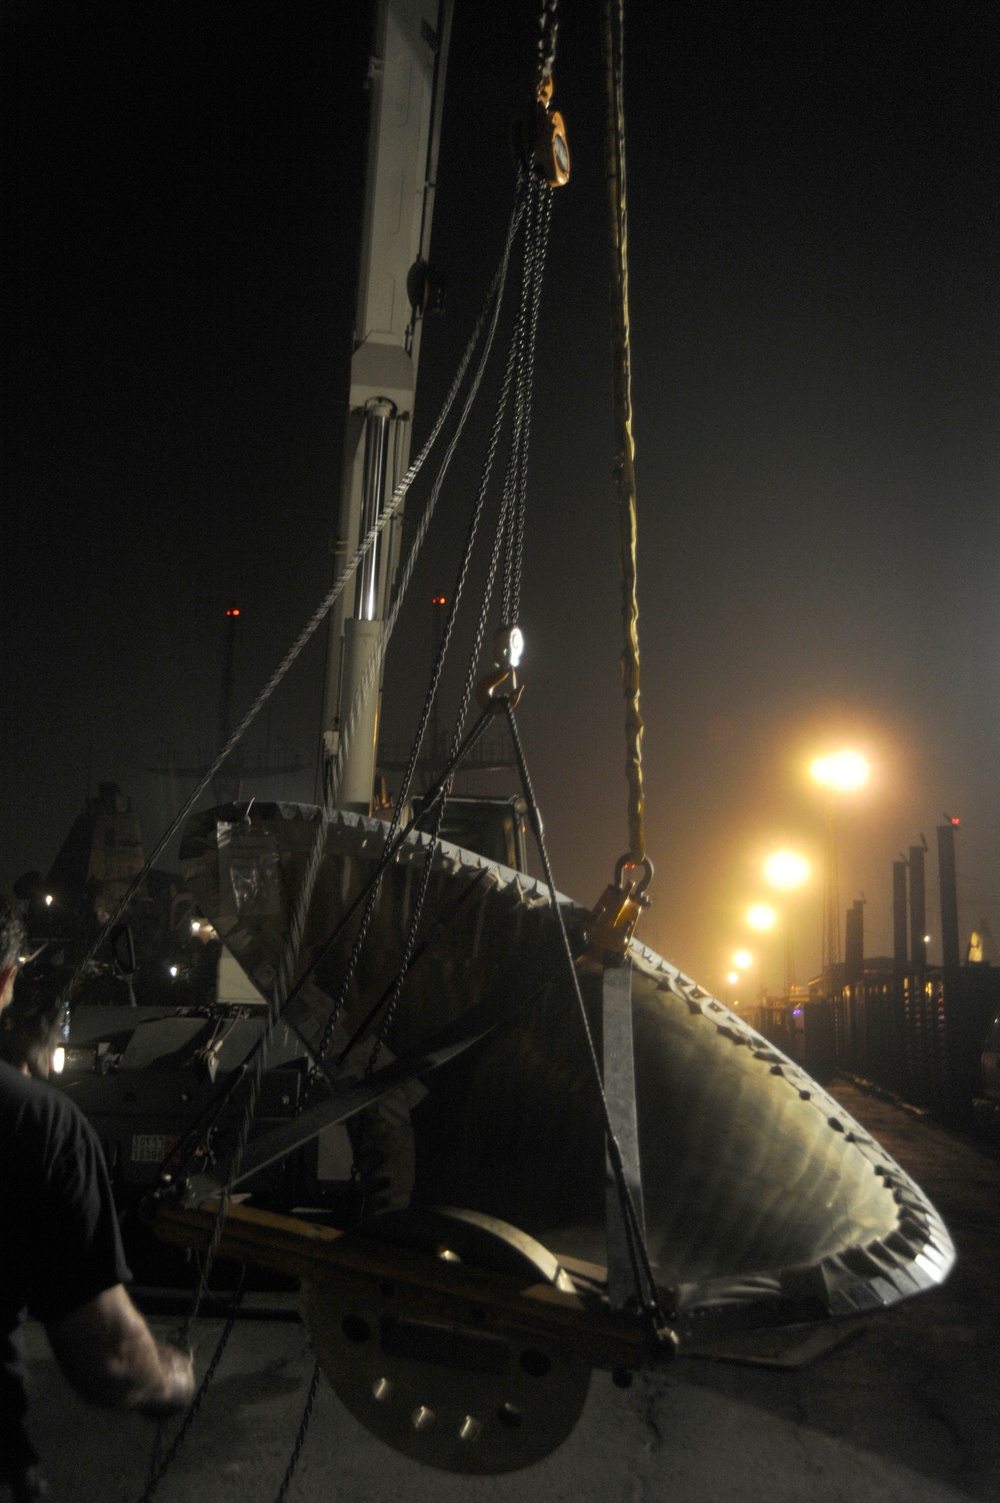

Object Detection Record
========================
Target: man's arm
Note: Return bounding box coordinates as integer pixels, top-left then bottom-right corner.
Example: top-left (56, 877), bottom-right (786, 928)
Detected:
top-left (45, 1285), bottom-right (195, 1417)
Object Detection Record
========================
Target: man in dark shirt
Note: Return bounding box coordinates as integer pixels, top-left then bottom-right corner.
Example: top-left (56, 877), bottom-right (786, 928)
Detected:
top-left (0, 900), bottom-right (194, 1501)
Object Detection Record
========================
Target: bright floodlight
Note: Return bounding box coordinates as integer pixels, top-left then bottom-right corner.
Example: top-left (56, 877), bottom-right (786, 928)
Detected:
top-left (733, 949), bottom-right (753, 970)
top-left (746, 903), bottom-right (778, 932)
top-left (727, 971), bottom-right (740, 985)
top-left (810, 750), bottom-right (870, 793)
top-left (763, 849), bottom-right (810, 891)
top-left (50, 1046), bottom-right (66, 1075)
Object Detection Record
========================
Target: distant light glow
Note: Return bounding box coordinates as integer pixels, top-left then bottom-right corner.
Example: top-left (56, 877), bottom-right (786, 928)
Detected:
top-left (746, 903), bottom-right (778, 932)
top-left (727, 970), bottom-right (739, 985)
top-left (168, 964), bottom-right (179, 978)
top-left (924, 934), bottom-right (931, 944)
top-left (50, 1046), bottom-right (66, 1074)
top-left (733, 949), bottom-right (753, 969)
top-left (763, 849), bottom-right (810, 891)
top-left (431, 595), bottom-right (448, 606)
top-left (809, 750), bottom-right (870, 793)
top-left (226, 606), bottom-right (241, 617)
top-left (44, 894), bottom-right (53, 907)
top-left (191, 920), bottom-right (201, 934)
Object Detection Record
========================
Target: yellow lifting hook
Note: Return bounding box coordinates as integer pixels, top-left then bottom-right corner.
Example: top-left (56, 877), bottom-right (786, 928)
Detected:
top-left (582, 854), bottom-right (653, 965)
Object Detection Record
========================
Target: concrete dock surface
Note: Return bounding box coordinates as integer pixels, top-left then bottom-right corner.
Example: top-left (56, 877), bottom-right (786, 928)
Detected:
top-left (20, 1080), bottom-right (1000, 1503)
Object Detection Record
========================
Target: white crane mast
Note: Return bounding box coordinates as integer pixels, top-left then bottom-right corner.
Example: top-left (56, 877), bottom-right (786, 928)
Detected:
top-left (321, 0), bottom-right (453, 812)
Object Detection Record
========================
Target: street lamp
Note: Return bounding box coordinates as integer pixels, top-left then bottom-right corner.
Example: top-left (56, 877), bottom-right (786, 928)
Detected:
top-left (733, 949), bottom-right (753, 970)
top-left (810, 750), bottom-right (871, 973)
top-left (763, 849), bottom-right (810, 993)
top-left (745, 904), bottom-right (778, 994)
top-left (746, 903), bottom-right (777, 932)
top-left (763, 849), bottom-right (810, 892)
top-left (809, 750), bottom-right (870, 794)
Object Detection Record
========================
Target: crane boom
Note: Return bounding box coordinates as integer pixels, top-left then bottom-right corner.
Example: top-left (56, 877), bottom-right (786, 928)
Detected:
top-left (320, 0), bottom-right (453, 813)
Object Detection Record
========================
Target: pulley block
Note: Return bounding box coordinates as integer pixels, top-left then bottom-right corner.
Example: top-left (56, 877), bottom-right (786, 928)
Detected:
top-left (476, 623), bottom-right (525, 711)
top-left (531, 101), bottom-right (570, 187)
top-left (512, 73), bottom-right (570, 188)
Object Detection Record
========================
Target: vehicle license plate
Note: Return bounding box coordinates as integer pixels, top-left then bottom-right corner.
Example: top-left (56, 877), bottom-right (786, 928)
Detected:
top-left (131, 1133), bottom-right (167, 1163)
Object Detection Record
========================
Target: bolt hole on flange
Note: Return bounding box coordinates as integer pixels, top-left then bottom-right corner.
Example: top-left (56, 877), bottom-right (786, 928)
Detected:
top-left (411, 1405), bottom-right (436, 1431)
top-left (519, 1348), bottom-right (552, 1377)
top-left (372, 1377), bottom-right (393, 1402)
top-left (458, 1415), bottom-right (482, 1443)
top-left (498, 1402), bottom-right (524, 1429)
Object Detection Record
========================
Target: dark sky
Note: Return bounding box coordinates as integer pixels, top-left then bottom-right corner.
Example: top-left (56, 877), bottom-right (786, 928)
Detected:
top-left (3, 1), bottom-right (998, 992)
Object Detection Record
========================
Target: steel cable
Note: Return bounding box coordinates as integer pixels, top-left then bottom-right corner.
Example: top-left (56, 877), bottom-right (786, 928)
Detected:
top-left (65, 187), bottom-right (526, 1007)
top-left (362, 182), bottom-right (557, 1076)
top-left (537, 0), bottom-right (560, 80)
top-left (603, 0), bottom-right (646, 866)
top-left (504, 701), bottom-right (663, 1321)
top-left (133, 177), bottom-right (529, 1502)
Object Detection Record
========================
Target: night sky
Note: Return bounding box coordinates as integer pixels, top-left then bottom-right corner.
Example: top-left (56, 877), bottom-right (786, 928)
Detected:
top-left (4, 1), bottom-right (998, 994)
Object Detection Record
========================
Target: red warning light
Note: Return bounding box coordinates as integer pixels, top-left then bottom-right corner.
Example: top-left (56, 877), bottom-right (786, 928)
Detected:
top-left (431, 595), bottom-right (447, 606)
top-left (950, 816), bottom-right (961, 826)
top-left (226, 606), bottom-right (241, 618)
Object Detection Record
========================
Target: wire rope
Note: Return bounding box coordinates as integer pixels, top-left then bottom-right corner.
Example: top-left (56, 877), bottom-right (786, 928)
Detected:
top-left (603, 0), bottom-right (646, 866)
top-left (359, 178), bottom-right (554, 1082)
top-left (503, 701), bottom-right (663, 1320)
top-left (134, 172), bottom-right (530, 1503)
top-left (65, 186), bottom-right (525, 1008)
top-left (537, 0), bottom-right (559, 80)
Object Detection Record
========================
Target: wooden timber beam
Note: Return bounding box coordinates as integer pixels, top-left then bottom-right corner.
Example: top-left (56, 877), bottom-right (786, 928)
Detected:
top-left (155, 1200), bottom-right (672, 1372)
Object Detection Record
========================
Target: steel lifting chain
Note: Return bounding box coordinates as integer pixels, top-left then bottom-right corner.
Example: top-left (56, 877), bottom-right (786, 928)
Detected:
top-left (64, 185), bottom-right (517, 1012)
top-left (361, 172), bottom-right (554, 1088)
top-left (292, 183), bottom-right (531, 1097)
top-left (502, 177), bottom-right (552, 628)
top-left (271, 1359), bottom-right (322, 1503)
top-left (360, 173), bottom-right (553, 1093)
top-left (138, 145), bottom-right (534, 1503)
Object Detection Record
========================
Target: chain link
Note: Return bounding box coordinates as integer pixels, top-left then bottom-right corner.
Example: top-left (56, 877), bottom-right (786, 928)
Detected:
top-left (508, 180), bottom-right (552, 625)
top-left (364, 177), bottom-right (554, 1081)
top-left (65, 175), bottom-right (524, 1010)
top-left (271, 1359), bottom-right (323, 1503)
top-left (137, 1284), bottom-right (245, 1503)
top-left (134, 93), bottom-right (563, 1503)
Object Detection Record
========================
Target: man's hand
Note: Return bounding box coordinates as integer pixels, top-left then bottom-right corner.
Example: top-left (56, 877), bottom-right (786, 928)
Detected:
top-left (45, 1285), bottom-right (195, 1418)
top-left (136, 1338), bottom-right (197, 1418)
